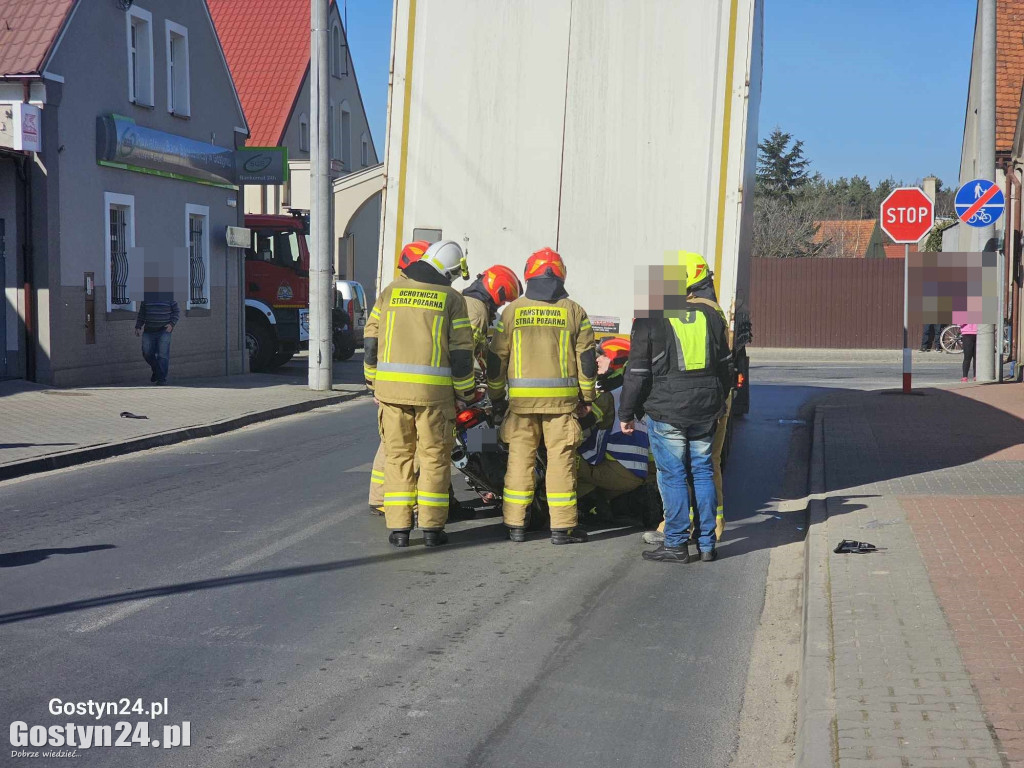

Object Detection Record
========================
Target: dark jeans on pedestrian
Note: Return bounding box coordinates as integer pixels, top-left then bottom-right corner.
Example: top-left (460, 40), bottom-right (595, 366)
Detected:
top-left (920, 324), bottom-right (945, 351)
top-left (962, 333), bottom-right (977, 379)
top-left (142, 329), bottom-right (172, 383)
top-left (647, 418), bottom-right (717, 552)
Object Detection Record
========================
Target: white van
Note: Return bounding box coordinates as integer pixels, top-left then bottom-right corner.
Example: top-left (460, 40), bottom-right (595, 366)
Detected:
top-left (335, 280), bottom-right (368, 345)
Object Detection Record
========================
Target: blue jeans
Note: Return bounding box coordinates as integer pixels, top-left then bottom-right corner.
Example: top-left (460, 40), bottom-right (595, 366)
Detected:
top-left (141, 330), bottom-right (172, 383)
top-left (648, 418), bottom-right (717, 551)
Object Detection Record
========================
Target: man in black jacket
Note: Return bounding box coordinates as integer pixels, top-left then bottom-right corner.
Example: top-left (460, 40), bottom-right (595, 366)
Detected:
top-left (619, 253), bottom-right (733, 563)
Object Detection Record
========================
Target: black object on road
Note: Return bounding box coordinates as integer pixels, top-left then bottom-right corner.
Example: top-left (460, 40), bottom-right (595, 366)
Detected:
top-left (833, 539), bottom-right (880, 554)
top-left (119, 412), bottom-right (148, 419)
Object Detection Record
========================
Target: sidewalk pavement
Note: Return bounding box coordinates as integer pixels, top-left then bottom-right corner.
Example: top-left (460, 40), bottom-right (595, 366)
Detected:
top-left (0, 356), bottom-right (368, 481)
top-left (800, 381), bottom-right (1024, 767)
top-left (750, 346), bottom-right (979, 364)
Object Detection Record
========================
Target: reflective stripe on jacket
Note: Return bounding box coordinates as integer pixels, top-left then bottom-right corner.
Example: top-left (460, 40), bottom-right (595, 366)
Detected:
top-left (487, 297), bottom-right (596, 414)
top-left (364, 277), bottom-right (475, 406)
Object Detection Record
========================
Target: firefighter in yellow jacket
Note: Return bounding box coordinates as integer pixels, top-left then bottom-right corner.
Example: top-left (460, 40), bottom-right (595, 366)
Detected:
top-left (364, 240), bottom-right (476, 548)
top-left (487, 248), bottom-right (597, 544)
top-left (368, 260), bottom-right (522, 512)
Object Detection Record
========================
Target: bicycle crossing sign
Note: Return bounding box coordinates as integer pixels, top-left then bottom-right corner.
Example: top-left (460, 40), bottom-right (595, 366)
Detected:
top-left (955, 178), bottom-right (1005, 228)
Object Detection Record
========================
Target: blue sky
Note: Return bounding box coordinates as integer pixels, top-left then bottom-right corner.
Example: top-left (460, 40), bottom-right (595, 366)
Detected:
top-left (347, 0), bottom-right (976, 187)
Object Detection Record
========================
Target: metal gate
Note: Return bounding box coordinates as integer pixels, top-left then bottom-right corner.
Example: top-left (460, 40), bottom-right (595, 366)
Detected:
top-left (189, 213), bottom-right (208, 306)
top-left (109, 207), bottom-right (130, 306)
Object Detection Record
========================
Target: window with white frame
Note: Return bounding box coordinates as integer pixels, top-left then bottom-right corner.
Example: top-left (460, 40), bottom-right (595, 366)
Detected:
top-left (329, 102), bottom-right (336, 158)
top-left (360, 133), bottom-right (369, 167)
top-left (165, 21), bottom-right (190, 116)
top-left (126, 7), bottom-right (154, 107)
top-left (299, 112), bottom-right (309, 152)
top-left (105, 193), bottom-right (136, 312)
top-left (331, 24), bottom-right (342, 78)
top-left (185, 204), bottom-right (210, 309)
top-left (340, 101), bottom-right (352, 169)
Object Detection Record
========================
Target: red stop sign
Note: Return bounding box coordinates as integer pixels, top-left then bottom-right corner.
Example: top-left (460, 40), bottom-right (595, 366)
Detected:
top-left (879, 187), bottom-right (934, 243)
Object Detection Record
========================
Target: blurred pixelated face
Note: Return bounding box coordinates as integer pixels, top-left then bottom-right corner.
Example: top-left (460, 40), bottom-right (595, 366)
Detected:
top-left (909, 252), bottom-right (999, 325)
top-left (633, 260), bottom-right (690, 319)
top-left (129, 250), bottom-right (188, 303)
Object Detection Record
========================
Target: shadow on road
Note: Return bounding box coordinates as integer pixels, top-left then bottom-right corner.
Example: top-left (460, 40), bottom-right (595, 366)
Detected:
top-left (0, 544), bottom-right (116, 569)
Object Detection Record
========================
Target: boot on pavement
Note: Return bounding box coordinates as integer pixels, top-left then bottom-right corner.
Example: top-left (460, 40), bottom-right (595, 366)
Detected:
top-left (507, 527), bottom-right (527, 543)
top-left (700, 549), bottom-right (718, 562)
top-left (388, 530), bottom-right (411, 548)
top-left (423, 529), bottom-right (449, 548)
top-left (642, 544), bottom-right (692, 563)
top-left (551, 527), bottom-right (588, 545)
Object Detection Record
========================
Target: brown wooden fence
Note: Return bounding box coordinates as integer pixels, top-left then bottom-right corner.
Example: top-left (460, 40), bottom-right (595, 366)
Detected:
top-left (749, 258), bottom-right (927, 349)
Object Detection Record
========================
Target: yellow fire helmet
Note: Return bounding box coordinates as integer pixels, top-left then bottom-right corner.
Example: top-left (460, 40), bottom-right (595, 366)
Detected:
top-left (670, 250), bottom-right (712, 290)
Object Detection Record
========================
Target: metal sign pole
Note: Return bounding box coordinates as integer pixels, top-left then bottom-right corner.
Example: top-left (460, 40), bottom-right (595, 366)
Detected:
top-left (903, 243), bottom-right (911, 393)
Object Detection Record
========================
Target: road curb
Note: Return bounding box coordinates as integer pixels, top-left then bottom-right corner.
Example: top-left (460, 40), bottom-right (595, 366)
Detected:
top-left (0, 390), bottom-right (366, 482)
top-left (795, 406), bottom-right (838, 768)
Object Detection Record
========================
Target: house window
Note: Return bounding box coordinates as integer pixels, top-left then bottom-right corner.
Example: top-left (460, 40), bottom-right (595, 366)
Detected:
top-left (186, 204), bottom-right (210, 309)
top-left (299, 112), bottom-right (309, 152)
top-left (165, 21), bottom-right (190, 116)
top-left (340, 101), bottom-right (352, 169)
top-left (329, 102), bottom-right (336, 158)
top-left (360, 133), bottom-right (369, 167)
top-left (126, 7), bottom-right (154, 106)
top-left (105, 192), bottom-right (136, 312)
top-left (331, 24), bottom-right (342, 78)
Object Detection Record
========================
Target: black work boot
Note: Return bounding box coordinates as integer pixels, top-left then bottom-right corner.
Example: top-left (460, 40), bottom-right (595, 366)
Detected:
top-left (388, 530), bottom-right (411, 548)
top-left (507, 527), bottom-right (527, 543)
top-left (423, 529), bottom-right (449, 548)
top-left (642, 544), bottom-right (692, 563)
top-left (551, 527), bottom-right (588, 545)
top-left (700, 549), bottom-right (718, 562)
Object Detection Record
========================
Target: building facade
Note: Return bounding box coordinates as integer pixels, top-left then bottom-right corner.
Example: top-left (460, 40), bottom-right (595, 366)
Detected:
top-left (0, 0), bottom-right (249, 385)
top-left (209, 0), bottom-right (382, 303)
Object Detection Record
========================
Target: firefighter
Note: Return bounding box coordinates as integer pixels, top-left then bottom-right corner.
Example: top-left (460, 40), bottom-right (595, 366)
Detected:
top-left (462, 265), bottom-right (523, 368)
top-left (368, 241), bottom-right (429, 514)
top-left (364, 240), bottom-right (476, 548)
top-left (642, 252), bottom-right (733, 545)
top-left (577, 337), bottom-right (650, 516)
top-left (369, 261), bottom-right (522, 514)
top-left (487, 248), bottom-right (597, 544)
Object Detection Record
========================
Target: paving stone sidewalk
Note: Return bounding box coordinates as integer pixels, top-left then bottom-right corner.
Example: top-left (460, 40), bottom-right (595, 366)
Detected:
top-left (813, 383), bottom-right (1024, 767)
top-left (0, 356), bottom-right (367, 478)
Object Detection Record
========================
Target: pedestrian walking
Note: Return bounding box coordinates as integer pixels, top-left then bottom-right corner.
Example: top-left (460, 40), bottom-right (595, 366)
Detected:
top-left (960, 322), bottom-right (978, 382)
top-left (135, 297), bottom-right (179, 385)
top-left (920, 324), bottom-right (945, 352)
top-left (620, 252), bottom-right (733, 563)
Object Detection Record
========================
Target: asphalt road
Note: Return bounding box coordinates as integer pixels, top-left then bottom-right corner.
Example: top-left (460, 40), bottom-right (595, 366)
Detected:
top-left (0, 366), bottom-right (888, 768)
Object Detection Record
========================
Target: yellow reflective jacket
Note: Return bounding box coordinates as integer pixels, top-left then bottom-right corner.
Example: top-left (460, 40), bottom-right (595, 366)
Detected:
top-left (464, 294), bottom-right (492, 367)
top-left (364, 276), bottom-right (475, 406)
top-left (487, 296), bottom-right (597, 414)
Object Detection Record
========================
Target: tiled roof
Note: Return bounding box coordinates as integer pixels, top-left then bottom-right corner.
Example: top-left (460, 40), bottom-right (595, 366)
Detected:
top-left (998, 0), bottom-right (1024, 153)
top-left (0, 0), bottom-right (75, 76)
top-left (208, 0), bottom-right (316, 147)
top-left (883, 243), bottom-right (920, 260)
top-left (812, 220), bottom-right (879, 258)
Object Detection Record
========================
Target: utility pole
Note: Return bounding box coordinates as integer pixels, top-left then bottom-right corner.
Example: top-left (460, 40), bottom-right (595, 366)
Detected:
top-left (977, 0), bottom-right (997, 382)
top-left (308, 0), bottom-right (333, 391)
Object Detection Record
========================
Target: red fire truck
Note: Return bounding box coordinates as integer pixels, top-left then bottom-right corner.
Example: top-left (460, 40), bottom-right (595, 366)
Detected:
top-left (244, 212), bottom-right (355, 371)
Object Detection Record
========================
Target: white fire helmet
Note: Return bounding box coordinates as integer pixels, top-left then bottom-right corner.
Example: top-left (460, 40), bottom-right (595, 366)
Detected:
top-left (422, 240), bottom-right (469, 283)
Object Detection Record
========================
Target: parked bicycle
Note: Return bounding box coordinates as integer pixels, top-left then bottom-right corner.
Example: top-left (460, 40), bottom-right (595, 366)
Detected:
top-left (940, 324), bottom-right (963, 354)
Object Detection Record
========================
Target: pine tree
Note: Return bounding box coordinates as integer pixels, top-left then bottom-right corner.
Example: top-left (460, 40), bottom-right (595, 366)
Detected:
top-left (756, 127), bottom-right (811, 200)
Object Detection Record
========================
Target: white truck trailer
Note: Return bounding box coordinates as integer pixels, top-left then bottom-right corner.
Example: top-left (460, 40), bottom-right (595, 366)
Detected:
top-left (377, 0), bottom-right (763, 413)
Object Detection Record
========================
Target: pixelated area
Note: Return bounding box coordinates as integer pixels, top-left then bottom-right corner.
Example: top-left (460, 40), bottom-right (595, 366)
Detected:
top-left (908, 251), bottom-right (999, 325)
top-left (127, 248), bottom-right (190, 304)
top-left (633, 251), bottom-right (704, 318)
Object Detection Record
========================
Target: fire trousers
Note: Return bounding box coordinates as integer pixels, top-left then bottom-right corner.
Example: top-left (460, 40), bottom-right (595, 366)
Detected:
top-left (368, 442), bottom-right (420, 508)
top-left (378, 401), bottom-right (455, 531)
top-left (500, 411), bottom-right (582, 530)
top-left (655, 391), bottom-right (731, 540)
top-left (577, 456), bottom-right (644, 500)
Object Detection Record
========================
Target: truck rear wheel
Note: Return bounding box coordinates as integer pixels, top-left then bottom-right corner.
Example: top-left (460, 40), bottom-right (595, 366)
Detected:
top-left (246, 317), bottom-right (276, 372)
